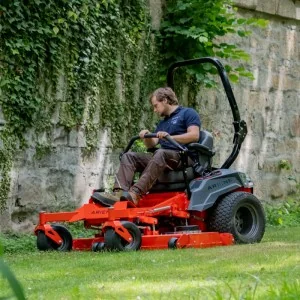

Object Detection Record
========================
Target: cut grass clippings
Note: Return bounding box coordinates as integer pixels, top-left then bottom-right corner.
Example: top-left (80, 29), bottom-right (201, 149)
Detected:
top-left (0, 226), bottom-right (299, 299)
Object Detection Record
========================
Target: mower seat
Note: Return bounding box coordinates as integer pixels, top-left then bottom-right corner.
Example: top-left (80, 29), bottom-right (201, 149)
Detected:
top-left (150, 130), bottom-right (215, 192)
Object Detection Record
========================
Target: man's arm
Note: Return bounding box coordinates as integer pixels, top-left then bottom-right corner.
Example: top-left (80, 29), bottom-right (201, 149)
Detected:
top-left (156, 125), bottom-right (200, 144)
top-left (172, 125), bottom-right (200, 144)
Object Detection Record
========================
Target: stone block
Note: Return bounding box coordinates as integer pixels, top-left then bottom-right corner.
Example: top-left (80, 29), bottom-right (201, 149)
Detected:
top-left (52, 126), bottom-right (68, 146)
top-left (248, 91), bottom-right (268, 112)
top-left (276, 138), bottom-right (300, 158)
top-left (256, 0), bottom-right (279, 15)
top-left (31, 147), bottom-right (80, 168)
top-left (68, 128), bottom-right (78, 147)
top-left (289, 114), bottom-right (300, 137)
top-left (37, 131), bottom-right (48, 144)
top-left (260, 157), bottom-right (281, 173)
top-left (68, 127), bottom-right (86, 148)
top-left (50, 103), bottom-right (60, 125)
top-left (277, 0), bottom-right (296, 19)
top-left (283, 26), bottom-right (298, 57)
top-left (0, 211), bottom-right (12, 233)
top-left (269, 179), bottom-right (288, 199)
top-left (297, 1), bottom-right (300, 20)
top-left (249, 113), bottom-right (265, 137)
top-left (282, 75), bottom-right (300, 91)
top-left (235, 0), bottom-right (257, 10)
top-left (55, 74), bottom-right (66, 101)
top-left (149, 0), bottom-right (163, 30)
top-left (281, 91), bottom-right (299, 112)
top-left (23, 128), bottom-right (35, 147)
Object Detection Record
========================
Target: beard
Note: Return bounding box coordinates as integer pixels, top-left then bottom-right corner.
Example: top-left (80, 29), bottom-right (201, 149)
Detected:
top-left (158, 110), bottom-right (168, 117)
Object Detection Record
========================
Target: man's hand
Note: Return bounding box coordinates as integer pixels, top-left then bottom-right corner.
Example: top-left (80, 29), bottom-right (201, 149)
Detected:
top-left (139, 129), bottom-right (158, 148)
top-left (156, 131), bottom-right (170, 139)
top-left (139, 129), bottom-right (150, 139)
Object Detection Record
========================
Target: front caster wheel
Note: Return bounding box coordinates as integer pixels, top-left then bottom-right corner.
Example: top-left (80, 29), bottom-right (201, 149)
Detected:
top-left (92, 242), bottom-right (106, 252)
top-left (168, 237), bottom-right (178, 249)
top-left (104, 221), bottom-right (142, 251)
top-left (37, 224), bottom-right (73, 251)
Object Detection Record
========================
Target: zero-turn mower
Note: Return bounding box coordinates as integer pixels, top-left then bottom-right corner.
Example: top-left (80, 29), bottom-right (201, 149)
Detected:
top-left (34, 57), bottom-right (266, 252)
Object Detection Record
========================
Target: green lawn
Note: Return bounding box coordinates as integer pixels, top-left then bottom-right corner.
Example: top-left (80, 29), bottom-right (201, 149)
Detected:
top-left (1, 226), bottom-right (300, 299)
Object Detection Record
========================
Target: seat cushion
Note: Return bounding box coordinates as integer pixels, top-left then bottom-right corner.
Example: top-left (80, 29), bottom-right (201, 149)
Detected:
top-left (149, 182), bottom-right (187, 192)
top-left (149, 167), bottom-right (195, 192)
top-left (156, 167), bottom-right (195, 183)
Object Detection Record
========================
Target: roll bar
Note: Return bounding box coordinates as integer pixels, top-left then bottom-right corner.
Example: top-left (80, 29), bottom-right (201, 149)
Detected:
top-left (167, 57), bottom-right (247, 169)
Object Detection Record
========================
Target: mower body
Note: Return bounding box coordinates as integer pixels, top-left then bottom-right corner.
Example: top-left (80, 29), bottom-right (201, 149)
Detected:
top-left (34, 58), bottom-right (266, 252)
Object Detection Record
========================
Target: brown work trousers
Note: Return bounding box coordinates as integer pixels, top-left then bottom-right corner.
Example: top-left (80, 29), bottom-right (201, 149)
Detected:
top-left (113, 149), bottom-right (187, 195)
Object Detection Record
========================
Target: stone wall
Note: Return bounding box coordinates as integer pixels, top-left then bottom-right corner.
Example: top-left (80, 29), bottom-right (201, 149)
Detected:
top-left (201, 0), bottom-right (300, 200)
top-left (0, 0), bottom-right (299, 232)
top-left (234, 0), bottom-right (300, 20)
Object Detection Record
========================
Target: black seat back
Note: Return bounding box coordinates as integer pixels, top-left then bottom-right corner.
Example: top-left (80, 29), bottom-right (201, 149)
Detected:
top-left (200, 130), bottom-right (213, 149)
top-left (150, 130), bottom-right (214, 192)
top-left (188, 130), bottom-right (215, 177)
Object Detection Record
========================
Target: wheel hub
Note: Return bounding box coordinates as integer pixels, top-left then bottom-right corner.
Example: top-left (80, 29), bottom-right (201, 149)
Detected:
top-left (235, 205), bottom-right (257, 235)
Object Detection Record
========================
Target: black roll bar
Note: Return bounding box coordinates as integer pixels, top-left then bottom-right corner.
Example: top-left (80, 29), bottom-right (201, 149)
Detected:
top-left (167, 57), bottom-right (247, 169)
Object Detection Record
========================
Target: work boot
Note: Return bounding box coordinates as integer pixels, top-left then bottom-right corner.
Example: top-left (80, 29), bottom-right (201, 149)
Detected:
top-left (91, 190), bottom-right (123, 207)
top-left (120, 190), bottom-right (141, 205)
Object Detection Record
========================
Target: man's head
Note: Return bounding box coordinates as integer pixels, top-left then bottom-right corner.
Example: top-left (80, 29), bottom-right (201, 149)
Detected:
top-left (150, 87), bottom-right (179, 117)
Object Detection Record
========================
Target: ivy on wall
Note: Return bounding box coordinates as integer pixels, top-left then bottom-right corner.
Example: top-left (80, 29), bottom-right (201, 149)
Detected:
top-left (0, 0), bottom-right (160, 210)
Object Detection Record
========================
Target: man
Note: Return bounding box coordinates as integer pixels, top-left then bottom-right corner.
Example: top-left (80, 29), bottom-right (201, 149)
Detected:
top-left (96, 87), bottom-right (201, 205)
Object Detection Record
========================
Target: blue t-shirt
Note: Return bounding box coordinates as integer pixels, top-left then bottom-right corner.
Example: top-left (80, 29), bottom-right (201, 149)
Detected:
top-left (154, 106), bottom-right (201, 150)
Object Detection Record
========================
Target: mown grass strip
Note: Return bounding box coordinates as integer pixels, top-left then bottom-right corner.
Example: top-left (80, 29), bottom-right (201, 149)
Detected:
top-left (0, 226), bottom-right (299, 299)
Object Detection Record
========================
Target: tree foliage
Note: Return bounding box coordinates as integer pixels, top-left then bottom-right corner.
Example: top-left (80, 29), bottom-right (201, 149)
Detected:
top-left (159, 0), bottom-right (268, 87)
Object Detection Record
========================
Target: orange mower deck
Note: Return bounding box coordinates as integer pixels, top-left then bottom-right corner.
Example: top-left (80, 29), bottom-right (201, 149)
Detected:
top-left (34, 192), bottom-right (234, 251)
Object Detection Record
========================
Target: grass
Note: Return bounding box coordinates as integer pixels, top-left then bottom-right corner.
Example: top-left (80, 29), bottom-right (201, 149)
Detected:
top-left (0, 226), bottom-right (300, 299)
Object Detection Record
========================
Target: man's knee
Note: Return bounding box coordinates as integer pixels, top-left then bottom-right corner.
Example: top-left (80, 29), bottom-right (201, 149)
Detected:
top-left (120, 152), bottom-right (149, 165)
top-left (120, 152), bottom-right (138, 164)
top-left (153, 149), bottom-right (167, 159)
top-left (152, 149), bottom-right (173, 165)
top-left (152, 149), bottom-right (180, 168)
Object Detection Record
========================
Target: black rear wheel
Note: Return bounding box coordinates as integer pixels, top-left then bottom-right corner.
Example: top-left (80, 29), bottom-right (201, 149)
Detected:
top-left (37, 224), bottom-right (73, 251)
top-left (209, 192), bottom-right (266, 243)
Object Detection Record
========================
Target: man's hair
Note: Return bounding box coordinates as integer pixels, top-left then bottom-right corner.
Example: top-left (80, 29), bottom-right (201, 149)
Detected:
top-left (150, 87), bottom-right (179, 105)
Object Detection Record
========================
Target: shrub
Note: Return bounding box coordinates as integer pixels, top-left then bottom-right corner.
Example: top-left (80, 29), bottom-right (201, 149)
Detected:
top-left (265, 198), bottom-right (300, 227)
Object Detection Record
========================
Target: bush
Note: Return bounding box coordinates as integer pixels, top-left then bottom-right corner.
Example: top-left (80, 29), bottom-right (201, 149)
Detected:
top-left (0, 232), bottom-right (36, 254)
top-left (265, 198), bottom-right (300, 227)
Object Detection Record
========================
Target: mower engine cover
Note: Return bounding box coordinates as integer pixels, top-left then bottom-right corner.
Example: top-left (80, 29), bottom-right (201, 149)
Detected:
top-left (188, 169), bottom-right (252, 211)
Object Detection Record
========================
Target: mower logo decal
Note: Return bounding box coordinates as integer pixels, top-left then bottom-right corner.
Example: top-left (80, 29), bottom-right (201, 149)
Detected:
top-left (171, 116), bottom-right (179, 124)
top-left (207, 178), bottom-right (233, 190)
top-left (91, 210), bottom-right (107, 215)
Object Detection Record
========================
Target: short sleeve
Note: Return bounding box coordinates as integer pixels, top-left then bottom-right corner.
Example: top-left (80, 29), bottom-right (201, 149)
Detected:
top-left (184, 108), bottom-right (201, 128)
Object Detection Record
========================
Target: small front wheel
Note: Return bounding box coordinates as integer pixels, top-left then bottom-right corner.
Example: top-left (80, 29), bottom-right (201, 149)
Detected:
top-left (168, 237), bottom-right (178, 249)
top-left (37, 224), bottom-right (73, 251)
top-left (92, 242), bottom-right (106, 252)
top-left (104, 221), bottom-right (141, 251)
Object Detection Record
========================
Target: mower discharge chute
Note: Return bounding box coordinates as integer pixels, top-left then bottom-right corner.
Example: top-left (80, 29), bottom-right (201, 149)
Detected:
top-left (34, 57), bottom-right (266, 252)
